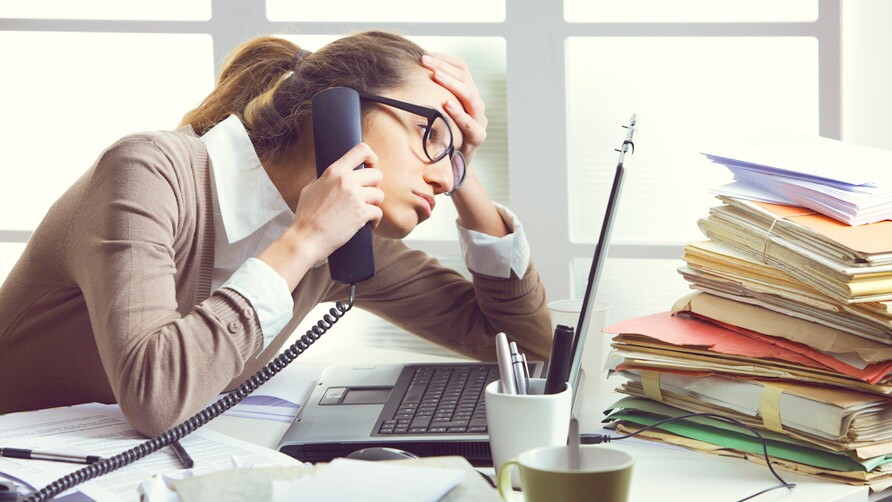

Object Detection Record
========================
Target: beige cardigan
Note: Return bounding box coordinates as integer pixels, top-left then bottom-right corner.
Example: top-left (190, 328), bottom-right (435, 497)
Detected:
top-left (0, 127), bottom-right (551, 436)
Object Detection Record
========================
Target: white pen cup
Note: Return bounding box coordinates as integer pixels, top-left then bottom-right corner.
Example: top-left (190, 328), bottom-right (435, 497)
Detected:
top-left (485, 378), bottom-right (572, 488)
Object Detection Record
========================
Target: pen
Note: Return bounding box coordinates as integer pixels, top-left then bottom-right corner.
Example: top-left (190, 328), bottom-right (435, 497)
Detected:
top-left (495, 332), bottom-right (518, 395)
top-left (0, 447), bottom-right (102, 465)
top-left (521, 353), bottom-right (531, 393)
top-left (544, 324), bottom-right (575, 395)
top-left (509, 342), bottom-right (528, 395)
top-left (170, 440), bottom-right (194, 469)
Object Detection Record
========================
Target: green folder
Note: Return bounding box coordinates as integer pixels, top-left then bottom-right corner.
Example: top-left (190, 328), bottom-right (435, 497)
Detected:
top-left (604, 397), bottom-right (892, 472)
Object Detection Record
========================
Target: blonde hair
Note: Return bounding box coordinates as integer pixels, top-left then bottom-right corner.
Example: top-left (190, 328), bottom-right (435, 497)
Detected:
top-left (181, 32), bottom-right (425, 164)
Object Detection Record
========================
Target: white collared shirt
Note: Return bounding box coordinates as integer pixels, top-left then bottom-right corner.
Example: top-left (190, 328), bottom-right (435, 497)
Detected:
top-left (201, 115), bottom-right (530, 351)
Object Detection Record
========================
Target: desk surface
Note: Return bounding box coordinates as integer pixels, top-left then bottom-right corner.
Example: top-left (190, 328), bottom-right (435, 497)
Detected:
top-left (206, 344), bottom-right (876, 502)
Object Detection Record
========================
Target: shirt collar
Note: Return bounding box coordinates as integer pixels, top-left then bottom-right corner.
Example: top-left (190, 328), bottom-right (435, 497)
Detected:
top-left (201, 115), bottom-right (292, 244)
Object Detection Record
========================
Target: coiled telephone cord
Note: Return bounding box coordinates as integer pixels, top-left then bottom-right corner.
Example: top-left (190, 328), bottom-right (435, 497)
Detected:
top-left (25, 286), bottom-right (356, 502)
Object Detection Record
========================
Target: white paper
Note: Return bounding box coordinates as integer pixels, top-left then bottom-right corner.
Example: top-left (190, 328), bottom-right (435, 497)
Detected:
top-left (222, 396), bottom-right (301, 423)
top-left (218, 371), bottom-right (312, 423)
top-left (702, 128), bottom-right (892, 186)
top-left (703, 128), bottom-right (892, 225)
top-left (271, 458), bottom-right (466, 502)
top-left (709, 180), bottom-right (795, 205)
top-left (0, 403), bottom-right (302, 501)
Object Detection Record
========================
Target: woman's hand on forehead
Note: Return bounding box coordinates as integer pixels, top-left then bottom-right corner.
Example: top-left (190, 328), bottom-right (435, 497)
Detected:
top-left (421, 52), bottom-right (488, 163)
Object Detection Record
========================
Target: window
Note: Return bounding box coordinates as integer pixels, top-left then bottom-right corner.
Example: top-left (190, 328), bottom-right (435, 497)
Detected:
top-left (0, 0), bottom-right (211, 20)
top-left (3, 1), bottom-right (889, 357)
top-left (267, 0), bottom-right (504, 22)
top-left (0, 32), bottom-right (213, 231)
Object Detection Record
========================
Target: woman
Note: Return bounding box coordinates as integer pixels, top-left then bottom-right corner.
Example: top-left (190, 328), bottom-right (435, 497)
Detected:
top-left (0, 32), bottom-right (551, 436)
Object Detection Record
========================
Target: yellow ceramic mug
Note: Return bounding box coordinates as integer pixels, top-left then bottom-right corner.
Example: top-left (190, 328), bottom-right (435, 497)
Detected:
top-left (497, 445), bottom-right (634, 502)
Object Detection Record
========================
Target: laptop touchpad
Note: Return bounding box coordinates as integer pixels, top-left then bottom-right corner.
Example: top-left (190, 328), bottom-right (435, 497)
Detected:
top-left (340, 387), bottom-right (392, 405)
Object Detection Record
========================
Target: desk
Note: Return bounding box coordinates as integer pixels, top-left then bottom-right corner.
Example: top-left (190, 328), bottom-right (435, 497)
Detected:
top-left (206, 344), bottom-right (879, 502)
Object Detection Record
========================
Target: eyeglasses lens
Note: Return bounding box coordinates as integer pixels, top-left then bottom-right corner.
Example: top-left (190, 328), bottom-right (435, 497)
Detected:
top-left (425, 116), bottom-right (452, 161)
top-left (449, 151), bottom-right (466, 195)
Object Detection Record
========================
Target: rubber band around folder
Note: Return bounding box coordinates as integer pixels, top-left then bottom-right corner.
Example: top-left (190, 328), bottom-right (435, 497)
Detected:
top-left (641, 371), bottom-right (663, 402)
top-left (760, 211), bottom-right (818, 263)
top-left (759, 383), bottom-right (791, 433)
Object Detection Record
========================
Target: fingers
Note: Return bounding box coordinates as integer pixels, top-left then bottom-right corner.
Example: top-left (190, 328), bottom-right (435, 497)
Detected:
top-left (445, 98), bottom-right (486, 147)
top-left (422, 53), bottom-right (488, 151)
top-left (314, 142), bottom-right (384, 224)
top-left (422, 54), bottom-right (484, 115)
top-left (323, 142), bottom-right (379, 176)
top-left (423, 52), bottom-right (473, 85)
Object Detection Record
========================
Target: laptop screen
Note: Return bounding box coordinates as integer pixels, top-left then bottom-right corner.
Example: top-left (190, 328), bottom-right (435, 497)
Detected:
top-left (566, 114), bottom-right (637, 405)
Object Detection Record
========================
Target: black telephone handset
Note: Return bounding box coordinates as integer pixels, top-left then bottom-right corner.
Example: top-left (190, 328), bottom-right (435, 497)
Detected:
top-left (26, 89), bottom-right (378, 502)
top-left (311, 87), bottom-right (375, 284)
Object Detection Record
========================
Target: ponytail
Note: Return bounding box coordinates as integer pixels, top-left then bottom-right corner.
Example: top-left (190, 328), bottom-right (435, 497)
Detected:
top-left (181, 36), bottom-right (300, 137)
top-left (182, 32), bottom-right (425, 165)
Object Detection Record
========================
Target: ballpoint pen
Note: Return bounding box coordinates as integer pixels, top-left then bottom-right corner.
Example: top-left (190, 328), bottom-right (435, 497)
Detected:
top-left (495, 332), bottom-right (518, 394)
top-left (509, 341), bottom-right (528, 395)
top-left (521, 353), bottom-right (531, 394)
top-left (0, 447), bottom-right (102, 465)
top-left (170, 440), bottom-right (194, 469)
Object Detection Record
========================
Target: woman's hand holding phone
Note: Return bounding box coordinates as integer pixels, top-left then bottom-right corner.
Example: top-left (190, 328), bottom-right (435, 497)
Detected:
top-left (259, 143), bottom-right (382, 290)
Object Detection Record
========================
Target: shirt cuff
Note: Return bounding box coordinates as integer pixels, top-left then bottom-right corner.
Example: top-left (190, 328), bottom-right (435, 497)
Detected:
top-left (221, 257), bottom-right (294, 351)
top-left (457, 203), bottom-right (531, 279)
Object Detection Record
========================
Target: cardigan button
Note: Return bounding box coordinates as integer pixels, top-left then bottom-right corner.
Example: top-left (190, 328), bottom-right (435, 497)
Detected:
top-left (227, 321), bottom-right (242, 333)
top-left (243, 308), bottom-right (256, 319)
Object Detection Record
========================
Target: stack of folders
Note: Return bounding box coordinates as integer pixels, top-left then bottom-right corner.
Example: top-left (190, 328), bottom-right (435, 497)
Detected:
top-left (603, 132), bottom-right (892, 492)
top-left (697, 196), bottom-right (892, 304)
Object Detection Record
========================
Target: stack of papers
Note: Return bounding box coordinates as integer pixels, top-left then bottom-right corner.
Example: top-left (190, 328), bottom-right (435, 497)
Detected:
top-left (0, 403), bottom-right (303, 501)
top-left (606, 306), bottom-right (892, 395)
top-left (602, 310), bottom-right (892, 491)
top-left (703, 128), bottom-right (892, 225)
top-left (679, 240), bottom-right (892, 342)
top-left (698, 197), bottom-right (892, 303)
top-left (601, 132), bottom-right (892, 492)
top-left (604, 396), bottom-right (892, 491)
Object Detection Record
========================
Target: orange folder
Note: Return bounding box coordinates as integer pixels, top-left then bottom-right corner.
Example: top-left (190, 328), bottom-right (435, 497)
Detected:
top-left (754, 201), bottom-right (892, 255)
top-left (605, 312), bottom-right (892, 384)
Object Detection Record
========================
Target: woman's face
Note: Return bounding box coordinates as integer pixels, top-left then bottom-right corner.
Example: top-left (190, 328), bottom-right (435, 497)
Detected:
top-left (362, 68), bottom-right (462, 239)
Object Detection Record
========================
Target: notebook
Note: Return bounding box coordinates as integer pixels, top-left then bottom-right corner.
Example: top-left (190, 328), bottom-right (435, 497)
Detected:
top-left (277, 114), bottom-right (636, 466)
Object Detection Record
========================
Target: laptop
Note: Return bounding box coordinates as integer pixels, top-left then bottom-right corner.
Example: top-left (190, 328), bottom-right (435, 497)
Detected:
top-left (277, 114), bottom-right (637, 466)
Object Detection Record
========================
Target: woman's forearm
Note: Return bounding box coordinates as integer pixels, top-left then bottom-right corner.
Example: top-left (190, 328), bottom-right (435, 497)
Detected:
top-left (450, 171), bottom-right (510, 238)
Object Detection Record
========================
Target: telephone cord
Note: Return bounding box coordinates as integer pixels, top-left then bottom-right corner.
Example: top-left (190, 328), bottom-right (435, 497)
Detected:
top-left (25, 285), bottom-right (357, 502)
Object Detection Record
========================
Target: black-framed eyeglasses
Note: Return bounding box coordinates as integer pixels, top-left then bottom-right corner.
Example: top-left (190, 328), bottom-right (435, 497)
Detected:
top-left (357, 90), bottom-right (466, 196)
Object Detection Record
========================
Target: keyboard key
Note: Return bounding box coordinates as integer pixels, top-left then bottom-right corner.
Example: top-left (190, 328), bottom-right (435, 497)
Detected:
top-left (410, 416), bottom-right (432, 428)
top-left (447, 426), bottom-right (468, 433)
top-left (432, 420), bottom-right (469, 428)
top-left (402, 383), bottom-right (427, 404)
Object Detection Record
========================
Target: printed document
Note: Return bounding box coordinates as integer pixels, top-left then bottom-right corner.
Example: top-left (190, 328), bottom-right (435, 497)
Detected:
top-left (0, 403), bottom-right (302, 501)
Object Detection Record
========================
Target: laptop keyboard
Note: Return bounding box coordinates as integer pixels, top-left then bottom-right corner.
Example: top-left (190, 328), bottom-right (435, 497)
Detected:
top-left (375, 365), bottom-right (499, 435)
